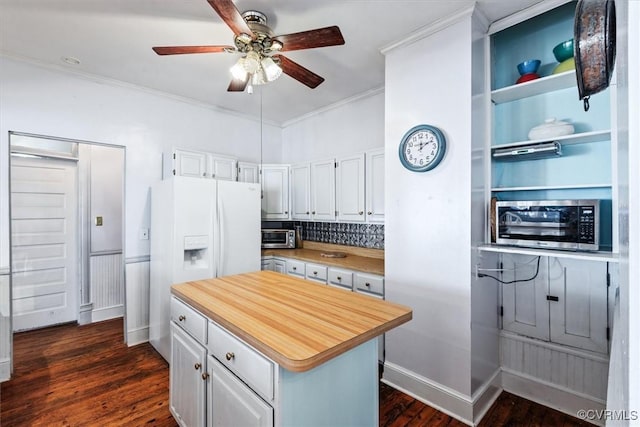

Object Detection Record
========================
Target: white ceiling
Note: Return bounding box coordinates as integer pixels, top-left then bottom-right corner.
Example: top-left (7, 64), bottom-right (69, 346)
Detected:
top-left (0, 0), bottom-right (543, 125)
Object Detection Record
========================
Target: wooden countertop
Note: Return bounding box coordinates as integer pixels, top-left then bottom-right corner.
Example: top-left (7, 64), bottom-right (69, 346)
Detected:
top-left (172, 271), bottom-right (411, 372)
top-left (262, 246), bottom-right (384, 275)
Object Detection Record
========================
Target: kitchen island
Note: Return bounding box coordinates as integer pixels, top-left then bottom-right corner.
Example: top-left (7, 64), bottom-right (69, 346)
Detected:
top-left (170, 270), bottom-right (412, 427)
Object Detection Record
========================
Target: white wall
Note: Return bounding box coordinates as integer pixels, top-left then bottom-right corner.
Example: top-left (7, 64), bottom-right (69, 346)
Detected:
top-left (281, 91), bottom-right (384, 164)
top-left (0, 56), bottom-right (283, 345)
top-left (383, 11), bottom-right (474, 414)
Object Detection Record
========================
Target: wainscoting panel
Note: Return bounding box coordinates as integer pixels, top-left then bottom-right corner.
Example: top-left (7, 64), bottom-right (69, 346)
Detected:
top-left (501, 331), bottom-right (609, 402)
top-left (124, 259), bottom-right (149, 346)
top-left (0, 273), bottom-right (10, 381)
top-left (90, 253), bottom-right (124, 322)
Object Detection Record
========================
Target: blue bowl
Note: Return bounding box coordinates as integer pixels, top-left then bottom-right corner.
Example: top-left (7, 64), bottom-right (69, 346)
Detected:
top-left (517, 59), bottom-right (541, 76)
top-left (553, 39), bottom-right (574, 62)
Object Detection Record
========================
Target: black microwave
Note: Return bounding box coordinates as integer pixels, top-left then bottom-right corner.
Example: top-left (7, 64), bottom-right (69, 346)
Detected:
top-left (261, 229), bottom-right (295, 249)
top-left (495, 200), bottom-right (600, 251)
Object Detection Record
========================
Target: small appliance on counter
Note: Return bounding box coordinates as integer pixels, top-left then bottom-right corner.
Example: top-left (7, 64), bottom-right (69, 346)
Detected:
top-left (261, 229), bottom-right (295, 249)
top-left (495, 199), bottom-right (601, 251)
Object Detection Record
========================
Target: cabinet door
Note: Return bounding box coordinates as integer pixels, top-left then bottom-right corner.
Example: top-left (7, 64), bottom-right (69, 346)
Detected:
top-left (238, 162), bottom-right (259, 183)
top-left (548, 258), bottom-right (608, 353)
top-left (336, 153), bottom-right (365, 222)
top-left (209, 155), bottom-right (237, 181)
top-left (311, 159), bottom-right (336, 221)
top-left (208, 356), bottom-right (273, 427)
top-left (273, 259), bottom-right (286, 274)
top-left (174, 150), bottom-right (208, 178)
top-left (261, 165), bottom-right (290, 219)
top-left (260, 257), bottom-right (273, 271)
top-left (290, 163), bottom-right (311, 220)
top-left (501, 254), bottom-right (550, 341)
top-left (365, 149), bottom-right (385, 223)
top-left (170, 323), bottom-right (207, 427)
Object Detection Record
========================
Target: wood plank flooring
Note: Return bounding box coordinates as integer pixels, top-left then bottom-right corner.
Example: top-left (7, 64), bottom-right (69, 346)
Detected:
top-left (1, 319), bottom-right (592, 426)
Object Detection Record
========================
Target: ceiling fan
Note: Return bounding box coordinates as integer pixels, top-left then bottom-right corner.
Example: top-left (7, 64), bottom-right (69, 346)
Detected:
top-left (152, 0), bottom-right (345, 93)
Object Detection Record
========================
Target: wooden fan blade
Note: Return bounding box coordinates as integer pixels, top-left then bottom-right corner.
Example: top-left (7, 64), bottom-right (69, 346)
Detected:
top-left (274, 26), bottom-right (345, 52)
top-left (152, 46), bottom-right (235, 55)
top-left (274, 55), bottom-right (325, 89)
top-left (227, 78), bottom-right (249, 92)
top-left (207, 0), bottom-right (254, 37)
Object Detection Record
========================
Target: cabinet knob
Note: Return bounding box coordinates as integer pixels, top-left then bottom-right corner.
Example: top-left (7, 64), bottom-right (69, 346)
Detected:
top-left (178, 315), bottom-right (186, 322)
top-left (359, 211), bottom-right (364, 215)
top-left (202, 373), bottom-right (209, 380)
top-left (368, 211), bottom-right (373, 215)
top-left (284, 211), bottom-right (288, 214)
top-left (202, 172), bottom-right (206, 177)
top-left (306, 211), bottom-right (310, 215)
top-left (194, 363), bottom-right (201, 370)
top-left (312, 211), bottom-right (316, 215)
top-left (225, 352), bottom-right (235, 361)
top-left (337, 276), bottom-right (342, 281)
top-left (292, 266), bottom-right (297, 271)
top-left (365, 282), bottom-right (371, 287)
top-left (313, 271), bottom-right (318, 275)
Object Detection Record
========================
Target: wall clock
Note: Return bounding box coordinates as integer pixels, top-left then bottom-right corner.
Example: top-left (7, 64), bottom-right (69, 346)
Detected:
top-left (398, 124), bottom-right (446, 172)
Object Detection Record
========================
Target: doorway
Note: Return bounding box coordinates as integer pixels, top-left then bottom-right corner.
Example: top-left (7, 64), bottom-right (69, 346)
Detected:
top-left (9, 133), bottom-right (125, 334)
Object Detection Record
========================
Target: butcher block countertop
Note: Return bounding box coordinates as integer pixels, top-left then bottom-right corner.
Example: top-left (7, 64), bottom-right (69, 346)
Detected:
top-left (171, 271), bottom-right (411, 372)
top-left (262, 242), bottom-right (385, 275)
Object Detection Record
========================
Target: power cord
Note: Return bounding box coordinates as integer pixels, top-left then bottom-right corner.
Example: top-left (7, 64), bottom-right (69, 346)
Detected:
top-left (478, 256), bottom-right (541, 284)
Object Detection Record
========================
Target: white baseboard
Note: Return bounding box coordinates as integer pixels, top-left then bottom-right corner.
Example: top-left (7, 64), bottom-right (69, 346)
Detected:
top-left (382, 361), bottom-right (474, 425)
top-left (501, 369), bottom-right (605, 426)
top-left (472, 369), bottom-right (503, 426)
top-left (78, 302), bottom-right (93, 325)
top-left (127, 325), bottom-right (149, 347)
top-left (0, 358), bottom-right (10, 382)
top-left (91, 305), bottom-right (124, 323)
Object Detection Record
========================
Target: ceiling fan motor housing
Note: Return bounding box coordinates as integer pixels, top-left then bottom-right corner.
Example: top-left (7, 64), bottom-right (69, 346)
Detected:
top-left (234, 11), bottom-right (281, 54)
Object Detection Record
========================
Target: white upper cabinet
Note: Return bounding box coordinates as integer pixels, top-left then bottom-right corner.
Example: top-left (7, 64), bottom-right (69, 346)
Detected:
top-left (238, 162), bottom-right (259, 184)
top-left (310, 159), bottom-right (336, 221)
top-left (261, 165), bottom-right (290, 220)
top-left (168, 149), bottom-right (208, 179)
top-left (336, 153), bottom-right (365, 222)
top-left (208, 155), bottom-right (237, 181)
top-left (365, 149), bottom-right (384, 223)
top-left (290, 163), bottom-right (311, 220)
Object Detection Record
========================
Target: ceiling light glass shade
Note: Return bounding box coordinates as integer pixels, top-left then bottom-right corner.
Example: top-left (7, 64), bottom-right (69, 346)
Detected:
top-left (251, 68), bottom-right (267, 86)
top-left (270, 40), bottom-right (283, 51)
top-left (230, 58), bottom-right (248, 81)
top-left (243, 51), bottom-right (261, 74)
top-left (261, 57), bottom-right (282, 82)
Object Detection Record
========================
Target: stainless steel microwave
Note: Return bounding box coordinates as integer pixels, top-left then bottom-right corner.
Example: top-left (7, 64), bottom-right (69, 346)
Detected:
top-left (261, 229), bottom-right (295, 249)
top-left (495, 200), bottom-right (600, 251)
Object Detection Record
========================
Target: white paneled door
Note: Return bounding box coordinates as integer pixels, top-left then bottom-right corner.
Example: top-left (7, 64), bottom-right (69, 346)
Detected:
top-left (11, 156), bottom-right (78, 331)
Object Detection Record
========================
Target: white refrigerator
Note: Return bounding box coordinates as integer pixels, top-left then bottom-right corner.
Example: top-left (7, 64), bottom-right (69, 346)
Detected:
top-left (149, 176), bottom-right (260, 362)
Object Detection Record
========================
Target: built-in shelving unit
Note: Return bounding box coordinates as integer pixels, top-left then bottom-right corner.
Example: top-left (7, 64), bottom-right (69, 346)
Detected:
top-left (490, 129), bottom-right (611, 150)
top-left (491, 70), bottom-right (576, 104)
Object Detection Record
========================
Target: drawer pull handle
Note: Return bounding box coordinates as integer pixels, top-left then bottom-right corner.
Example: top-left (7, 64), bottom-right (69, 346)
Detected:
top-left (337, 276), bottom-right (342, 281)
top-left (359, 211), bottom-right (364, 215)
top-left (225, 352), bottom-right (235, 361)
top-left (178, 315), bottom-right (186, 321)
top-left (312, 211), bottom-right (316, 215)
top-left (284, 211), bottom-right (288, 214)
top-left (313, 271), bottom-right (318, 275)
top-left (368, 211), bottom-right (373, 215)
top-left (292, 267), bottom-right (297, 271)
top-left (202, 373), bottom-right (209, 380)
top-left (306, 211), bottom-right (310, 215)
top-left (194, 363), bottom-right (201, 370)
top-left (365, 282), bottom-right (371, 287)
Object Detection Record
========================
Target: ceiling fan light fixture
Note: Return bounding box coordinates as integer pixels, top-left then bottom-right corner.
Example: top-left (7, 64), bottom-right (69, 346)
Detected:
top-left (261, 56), bottom-right (282, 82)
top-left (251, 68), bottom-right (267, 86)
top-left (243, 51), bottom-right (261, 73)
top-left (230, 58), bottom-right (248, 81)
top-left (270, 40), bottom-right (283, 51)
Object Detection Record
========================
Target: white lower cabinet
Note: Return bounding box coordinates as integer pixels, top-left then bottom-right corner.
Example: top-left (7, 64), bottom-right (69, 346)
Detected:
top-left (328, 267), bottom-right (353, 290)
top-left (501, 254), bottom-right (610, 354)
top-left (170, 323), bottom-right (207, 427)
top-left (305, 263), bottom-right (327, 284)
top-left (208, 356), bottom-right (273, 427)
top-left (273, 259), bottom-right (286, 274)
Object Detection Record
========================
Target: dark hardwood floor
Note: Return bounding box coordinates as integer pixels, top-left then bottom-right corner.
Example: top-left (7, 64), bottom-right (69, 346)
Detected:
top-left (1, 319), bottom-right (592, 426)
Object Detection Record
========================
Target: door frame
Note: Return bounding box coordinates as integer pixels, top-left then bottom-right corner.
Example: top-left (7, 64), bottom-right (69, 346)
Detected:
top-left (7, 131), bottom-right (127, 369)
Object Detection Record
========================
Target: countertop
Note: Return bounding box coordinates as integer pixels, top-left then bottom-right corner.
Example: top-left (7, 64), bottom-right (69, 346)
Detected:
top-left (262, 242), bottom-right (384, 275)
top-left (171, 271), bottom-right (411, 372)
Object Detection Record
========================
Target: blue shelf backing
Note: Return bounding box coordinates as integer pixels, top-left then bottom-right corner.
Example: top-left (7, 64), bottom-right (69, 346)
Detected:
top-left (492, 2), bottom-right (576, 90)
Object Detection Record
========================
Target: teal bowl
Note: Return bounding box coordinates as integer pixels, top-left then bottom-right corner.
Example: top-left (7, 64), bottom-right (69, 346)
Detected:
top-left (553, 38), bottom-right (574, 62)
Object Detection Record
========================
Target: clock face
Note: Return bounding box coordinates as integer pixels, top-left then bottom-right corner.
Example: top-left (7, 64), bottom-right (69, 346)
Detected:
top-left (399, 125), bottom-right (446, 172)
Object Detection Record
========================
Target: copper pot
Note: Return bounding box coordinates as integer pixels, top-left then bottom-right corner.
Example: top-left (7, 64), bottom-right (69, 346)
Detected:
top-left (574, 0), bottom-right (616, 111)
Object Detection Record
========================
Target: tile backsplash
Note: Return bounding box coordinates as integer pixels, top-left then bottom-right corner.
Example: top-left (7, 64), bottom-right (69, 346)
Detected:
top-left (297, 222), bottom-right (384, 249)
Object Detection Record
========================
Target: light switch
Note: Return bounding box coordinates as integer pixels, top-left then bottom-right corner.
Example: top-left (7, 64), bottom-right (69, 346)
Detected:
top-left (95, 216), bottom-right (103, 226)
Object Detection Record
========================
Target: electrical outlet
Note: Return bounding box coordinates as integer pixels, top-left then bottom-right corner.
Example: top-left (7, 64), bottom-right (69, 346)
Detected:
top-left (139, 228), bottom-right (149, 240)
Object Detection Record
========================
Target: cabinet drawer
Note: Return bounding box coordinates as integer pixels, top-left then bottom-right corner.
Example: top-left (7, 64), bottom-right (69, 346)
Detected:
top-left (328, 268), bottom-right (353, 289)
top-left (286, 259), bottom-right (305, 277)
top-left (207, 322), bottom-right (274, 401)
top-left (171, 297), bottom-right (207, 345)
top-left (305, 263), bottom-right (327, 283)
top-left (354, 273), bottom-right (384, 296)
